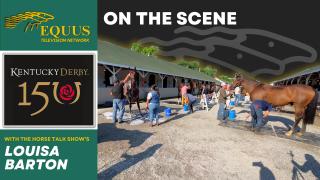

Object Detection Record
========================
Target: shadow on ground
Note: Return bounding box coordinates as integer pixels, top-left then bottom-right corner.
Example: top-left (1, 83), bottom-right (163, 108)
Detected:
top-left (289, 152), bottom-right (320, 179)
top-left (219, 117), bottom-right (320, 147)
top-left (252, 161), bottom-right (275, 180)
top-left (98, 123), bottom-right (153, 148)
top-left (268, 115), bottom-right (296, 131)
top-left (236, 110), bottom-right (296, 131)
top-left (98, 144), bottom-right (162, 180)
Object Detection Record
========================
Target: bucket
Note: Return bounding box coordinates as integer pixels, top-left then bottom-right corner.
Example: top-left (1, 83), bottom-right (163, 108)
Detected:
top-left (228, 110), bottom-right (236, 121)
top-left (230, 101), bottom-right (235, 106)
top-left (183, 104), bottom-right (189, 112)
top-left (164, 108), bottom-right (171, 117)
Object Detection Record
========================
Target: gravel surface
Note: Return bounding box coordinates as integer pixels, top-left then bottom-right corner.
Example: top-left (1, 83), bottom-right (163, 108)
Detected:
top-left (98, 99), bottom-right (320, 180)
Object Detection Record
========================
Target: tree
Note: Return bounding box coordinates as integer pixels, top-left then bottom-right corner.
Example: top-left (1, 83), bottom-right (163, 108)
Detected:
top-left (131, 42), bottom-right (159, 56)
top-left (201, 66), bottom-right (217, 77)
top-left (141, 46), bottom-right (159, 56)
top-left (189, 61), bottom-right (200, 70)
top-left (218, 75), bottom-right (233, 84)
top-left (131, 42), bottom-right (142, 53)
top-left (177, 60), bottom-right (199, 70)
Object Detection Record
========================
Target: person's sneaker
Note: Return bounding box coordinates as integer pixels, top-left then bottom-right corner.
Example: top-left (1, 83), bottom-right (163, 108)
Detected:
top-left (119, 121), bottom-right (124, 124)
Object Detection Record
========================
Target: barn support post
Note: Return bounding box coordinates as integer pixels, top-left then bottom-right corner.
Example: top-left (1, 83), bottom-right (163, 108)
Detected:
top-left (137, 70), bottom-right (149, 87)
top-left (306, 73), bottom-right (313, 85)
top-left (103, 65), bottom-right (122, 77)
top-left (103, 65), bottom-right (122, 84)
top-left (290, 78), bottom-right (295, 85)
top-left (173, 76), bottom-right (178, 88)
top-left (285, 79), bottom-right (290, 85)
top-left (158, 74), bottom-right (167, 88)
top-left (297, 75), bottom-right (303, 84)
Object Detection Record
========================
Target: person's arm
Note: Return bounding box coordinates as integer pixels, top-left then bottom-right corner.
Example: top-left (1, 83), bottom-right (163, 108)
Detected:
top-left (110, 88), bottom-right (114, 96)
top-left (121, 72), bottom-right (134, 84)
top-left (263, 103), bottom-right (272, 117)
top-left (291, 160), bottom-right (308, 172)
top-left (146, 92), bottom-right (152, 110)
top-left (146, 99), bottom-right (150, 110)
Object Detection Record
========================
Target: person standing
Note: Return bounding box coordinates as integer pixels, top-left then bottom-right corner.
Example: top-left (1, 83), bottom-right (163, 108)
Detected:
top-left (234, 86), bottom-right (241, 106)
top-left (110, 72), bottom-right (132, 124)
top-left (217, 83), bottom-right (232, 121)
top-left (181, 82), bottom-right (189, 105)
top-left (250, 100), bottom-right (272, 131)
top-left (146, 85), bottom-right (160, 127)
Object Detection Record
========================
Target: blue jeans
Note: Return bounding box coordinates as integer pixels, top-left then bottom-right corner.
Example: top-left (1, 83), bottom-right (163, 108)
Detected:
top-left (235, 94), bottom-right (241, 105)
top-left (149, 103), bottom-right (160, 122)
top-left (112, 99), bottom-right (125, 123)
top-left (250, 103), bottom-right (266, 128)
top-left (217, 103), bottom-right (226, 120)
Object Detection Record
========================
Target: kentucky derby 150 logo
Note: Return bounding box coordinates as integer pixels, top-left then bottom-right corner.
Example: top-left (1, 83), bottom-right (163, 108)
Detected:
top-left (4, 54), bottom-right (94, 126)
top-left (18, 82), bottom-right (81, 116)
top-left (4, 11), bottom-right (91, 43)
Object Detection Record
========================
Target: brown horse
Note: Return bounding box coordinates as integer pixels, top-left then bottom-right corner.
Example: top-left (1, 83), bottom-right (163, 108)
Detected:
top-left (124, 68), bottom-right (142, 119)
top-left (232, 74), bottom-right (318, 136)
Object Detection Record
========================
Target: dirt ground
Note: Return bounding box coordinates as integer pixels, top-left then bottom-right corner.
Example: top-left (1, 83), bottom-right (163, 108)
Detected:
top-left (97, 99), bottom-right (320, 180)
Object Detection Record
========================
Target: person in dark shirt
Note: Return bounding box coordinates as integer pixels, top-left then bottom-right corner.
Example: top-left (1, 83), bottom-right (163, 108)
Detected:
top-left (250, 100), bottom-right (272, 131)
top-left (110, 72), bottom-right (133, 124)
top-left (186, 89), bottom-right (197, 113)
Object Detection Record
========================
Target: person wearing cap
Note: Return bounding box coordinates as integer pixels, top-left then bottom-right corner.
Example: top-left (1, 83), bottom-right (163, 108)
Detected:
top-left (217, 82), bottom-right (232, 121)
top-left (110, 72), bottom-right (133, 124)
top-left (146, 84), bottom-right (160, 126)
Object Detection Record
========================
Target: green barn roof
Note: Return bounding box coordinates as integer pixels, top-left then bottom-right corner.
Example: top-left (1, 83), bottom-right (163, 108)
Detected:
top-left (98, 40), bottom-right (215, 82)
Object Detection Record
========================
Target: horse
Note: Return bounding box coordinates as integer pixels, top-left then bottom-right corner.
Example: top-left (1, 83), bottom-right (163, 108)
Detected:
top-left (190, 80), bottom-right (197, 95)
top-left (123, 68), bottom-right (142, 119)
top-left (231, 73), bottom-right (318, 136)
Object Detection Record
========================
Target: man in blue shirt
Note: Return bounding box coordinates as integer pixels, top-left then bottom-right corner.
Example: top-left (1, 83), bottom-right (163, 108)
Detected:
top-left (250, 100), bottom-right (272, 131)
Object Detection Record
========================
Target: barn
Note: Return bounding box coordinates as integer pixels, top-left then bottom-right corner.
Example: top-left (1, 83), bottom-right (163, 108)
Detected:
top-left (98, 40), bottom-right (218, 104)
top-left (273, 66), bottom-right (320, 102)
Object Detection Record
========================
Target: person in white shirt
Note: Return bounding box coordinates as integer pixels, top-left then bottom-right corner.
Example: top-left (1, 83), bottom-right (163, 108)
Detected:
top-left (234, 86), bottom-right (241, 106)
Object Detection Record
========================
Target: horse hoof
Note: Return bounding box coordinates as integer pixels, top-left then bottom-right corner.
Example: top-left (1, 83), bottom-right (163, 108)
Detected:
top-left (285, 131), bottom-right (293, 137)
top-left (296, 132), bottom-right (304, 137)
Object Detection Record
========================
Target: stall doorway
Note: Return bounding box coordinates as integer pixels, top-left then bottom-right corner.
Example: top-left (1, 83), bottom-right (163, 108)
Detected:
top-left (163, 77), bottom-right (168, 88)
top-left (149, 74), bottom-right (156, 87)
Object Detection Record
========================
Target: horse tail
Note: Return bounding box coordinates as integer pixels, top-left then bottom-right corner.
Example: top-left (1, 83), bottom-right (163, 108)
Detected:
top-left (304, 90), bottom-right (318, 124)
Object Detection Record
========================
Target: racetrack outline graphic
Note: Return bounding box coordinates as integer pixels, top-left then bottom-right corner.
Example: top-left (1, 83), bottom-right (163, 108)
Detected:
top-left (139, 26), bottom-right (317, 77)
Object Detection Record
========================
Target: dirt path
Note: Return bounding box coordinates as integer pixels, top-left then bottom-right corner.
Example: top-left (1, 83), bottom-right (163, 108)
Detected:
top-left (98, 99), bottom-right (320, 180)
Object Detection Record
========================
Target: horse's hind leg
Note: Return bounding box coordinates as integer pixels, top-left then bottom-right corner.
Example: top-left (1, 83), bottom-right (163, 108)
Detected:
top-left (286, 107), bottom-right (304, 137)
top-left (285, 117), bottom-right (301, 136)
top-left (296, 122), bottom-right (306, 137)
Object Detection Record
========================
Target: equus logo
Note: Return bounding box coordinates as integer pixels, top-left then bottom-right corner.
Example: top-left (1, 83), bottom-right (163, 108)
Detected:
top-left (5, 11), bottom-right (54, 32)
